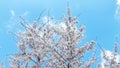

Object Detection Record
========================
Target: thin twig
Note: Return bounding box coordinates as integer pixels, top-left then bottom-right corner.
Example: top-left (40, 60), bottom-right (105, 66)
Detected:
top-left (36, 9), bottom-right (46, 22)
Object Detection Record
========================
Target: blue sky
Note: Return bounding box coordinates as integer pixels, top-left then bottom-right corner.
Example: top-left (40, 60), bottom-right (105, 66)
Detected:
top-left (0, 0), bottom-right (120, 67)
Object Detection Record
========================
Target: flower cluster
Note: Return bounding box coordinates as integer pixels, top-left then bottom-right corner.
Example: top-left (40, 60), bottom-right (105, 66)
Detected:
top-left (98, 42), bottom-right (120, 68)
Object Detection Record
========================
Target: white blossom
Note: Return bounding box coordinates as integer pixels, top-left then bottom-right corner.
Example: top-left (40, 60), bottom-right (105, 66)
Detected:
top-left (0, 61), bottom-right (4, 68)
top-left (98, 42), bottom-right (120, 68)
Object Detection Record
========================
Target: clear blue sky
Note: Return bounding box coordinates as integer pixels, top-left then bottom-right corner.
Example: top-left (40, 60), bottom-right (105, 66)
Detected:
top-left (0, 0), bottom-right (120, 68)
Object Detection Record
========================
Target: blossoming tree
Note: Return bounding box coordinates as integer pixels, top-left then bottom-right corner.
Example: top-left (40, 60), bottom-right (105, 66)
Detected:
top-left (9, 7), bottom-right (96, 68)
